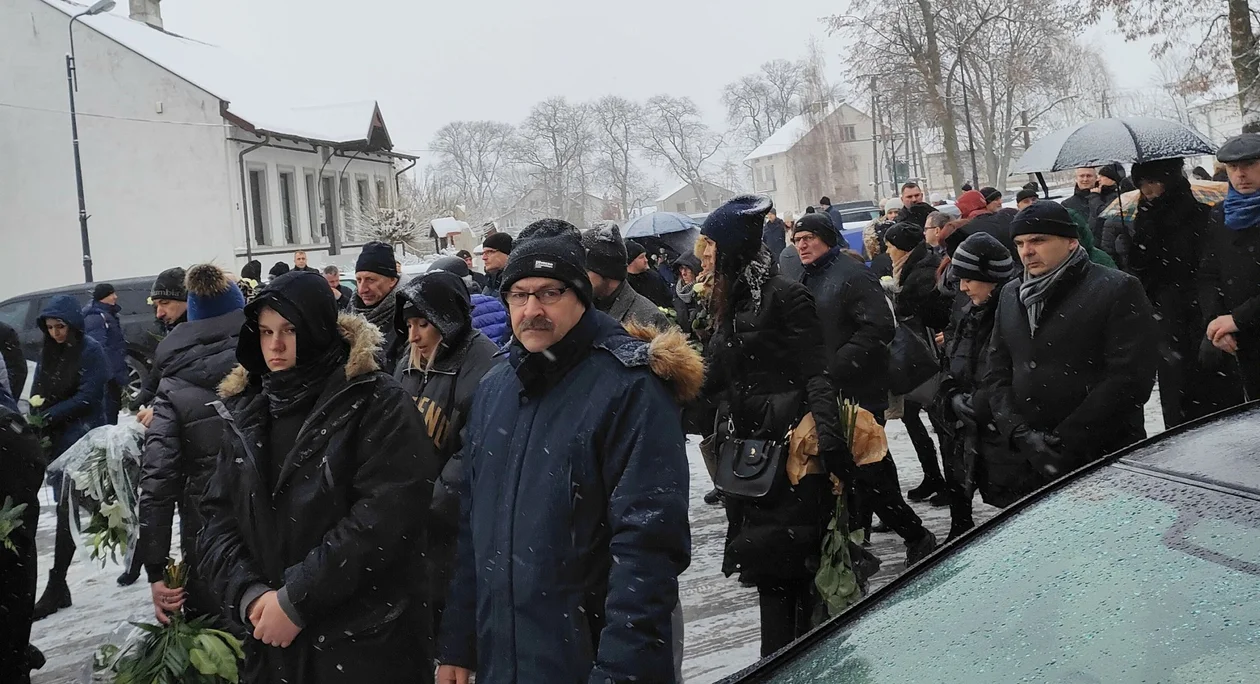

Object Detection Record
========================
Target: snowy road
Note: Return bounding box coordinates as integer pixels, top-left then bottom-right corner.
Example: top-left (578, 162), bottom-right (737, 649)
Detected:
top-left (29, 394), bottom-right (1165, 683)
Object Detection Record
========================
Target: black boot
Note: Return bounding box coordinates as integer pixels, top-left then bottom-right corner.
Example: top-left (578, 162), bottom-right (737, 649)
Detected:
top-left (907, 478), bottom-right (943, 502)
top-left (31, 572), bottom-right (72, 621)
top-left (927, 490), bottom-right (952, 507)
top-left (945, 520), bottom-right (974, 544)
top-left (904, 530), bottom-right (938, 568)
top-left (703, 488), bottom-right (722, 505)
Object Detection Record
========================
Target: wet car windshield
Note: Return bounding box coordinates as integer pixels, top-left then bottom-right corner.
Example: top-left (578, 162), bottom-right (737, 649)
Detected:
top-left (765, 466), bottom-right (1260, 683)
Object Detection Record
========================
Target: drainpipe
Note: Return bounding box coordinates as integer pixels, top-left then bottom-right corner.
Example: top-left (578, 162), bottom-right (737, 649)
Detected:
top-left (394, 157), bottom-right (417, 194)
top-left (238, 135), bottom-right (270, 261)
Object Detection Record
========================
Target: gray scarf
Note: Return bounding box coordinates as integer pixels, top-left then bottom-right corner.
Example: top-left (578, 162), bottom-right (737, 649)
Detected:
top-left (675, 278), bottom-right (695, 305)
top-left (1018, 246), bottom-right (1088, 335)
top-left (351, 288), bottom-right (399, 335)
top-left (741, 247), bottom-right (774, 315)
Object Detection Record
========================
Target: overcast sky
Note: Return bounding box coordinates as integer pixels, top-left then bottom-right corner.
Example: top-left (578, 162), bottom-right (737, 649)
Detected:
top-left (124, 0), bottom-right (1160, 172)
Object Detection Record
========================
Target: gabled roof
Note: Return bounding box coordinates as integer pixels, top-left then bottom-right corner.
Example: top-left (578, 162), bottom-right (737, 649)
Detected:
top-left (655, 179), bottom-right (734, 203)
top-left (40, 0), bottom-right (398, 149)
top-left (744, 103), bottom-right (874, 162)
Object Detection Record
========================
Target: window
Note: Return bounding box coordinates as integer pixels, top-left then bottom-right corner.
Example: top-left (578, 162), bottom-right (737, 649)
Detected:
top-left (340, 176), bottom-right (352, 225)
top-left (248, 168), bottom-right (270, 246)
top-left (322, 176), bottom-right (338, 242)
top-left (676, 202), bottom-right (687, 213)
top-left (0, 300), bottom-right (31, 329)
top-left (841, 124), bottom-right (857, 141)
top-left (376, 178), bottom-right (389, 209)
top-left (762, 165), bottom-right (777, 191)
top-left (305, 172), bottom-right (321, 241)
top-left (278, 171), bottom-right (297, 244)
top-left (356, 176), bottom-right (371, 212)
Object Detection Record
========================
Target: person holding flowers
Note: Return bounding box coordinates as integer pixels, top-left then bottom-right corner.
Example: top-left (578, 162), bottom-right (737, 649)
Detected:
top-left (30, 295), bottom-right (109, 620)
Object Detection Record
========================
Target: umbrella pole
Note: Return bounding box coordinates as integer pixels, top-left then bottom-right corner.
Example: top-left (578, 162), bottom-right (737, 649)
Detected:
top-left (1037, 172), bottom-right (1049, 199)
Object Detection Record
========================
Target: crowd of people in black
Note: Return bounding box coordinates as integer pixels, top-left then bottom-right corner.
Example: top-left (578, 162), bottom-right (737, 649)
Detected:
top-left (4, 133), bottom-right (1260, 683)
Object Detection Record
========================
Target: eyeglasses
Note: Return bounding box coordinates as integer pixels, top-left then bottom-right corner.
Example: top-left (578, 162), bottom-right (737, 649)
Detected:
top-left (505, 286), bottom-right (569, 307)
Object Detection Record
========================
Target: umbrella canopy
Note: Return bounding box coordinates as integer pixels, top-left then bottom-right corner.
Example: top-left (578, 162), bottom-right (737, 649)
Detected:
top-left (1099, 179), bottom-right (1229, 221)
top-left (1012, 117), bottom-right (1217, 173)
top-left (623, 212), bottom-right (699, 238)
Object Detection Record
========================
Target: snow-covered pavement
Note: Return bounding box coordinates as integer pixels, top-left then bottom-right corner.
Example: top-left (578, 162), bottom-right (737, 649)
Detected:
top-left (29, 394), bottom-right (1165, 683)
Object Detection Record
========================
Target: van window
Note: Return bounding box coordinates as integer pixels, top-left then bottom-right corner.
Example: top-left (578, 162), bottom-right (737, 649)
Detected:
top-left (117, 288), bottom-right (154, 317)
top-left (0, 300), bottom-right (31, 329)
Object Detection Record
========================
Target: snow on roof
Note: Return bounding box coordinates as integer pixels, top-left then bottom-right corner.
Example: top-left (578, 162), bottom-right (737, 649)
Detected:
top-left (655, 179), bottom-right (734, 203)
top-left (744, 103), bottom-right (844, 162)
top-left (41, 0), bottom-right (389, 146)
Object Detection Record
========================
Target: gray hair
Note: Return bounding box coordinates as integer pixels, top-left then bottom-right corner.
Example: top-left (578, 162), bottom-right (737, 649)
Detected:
top-left (322, 265), bottom-right (339, 276)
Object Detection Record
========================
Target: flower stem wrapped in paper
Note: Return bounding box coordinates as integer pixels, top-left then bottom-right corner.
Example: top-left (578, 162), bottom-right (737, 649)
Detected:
top-left (795, 397), bottom-right (889, 618)
top-left (46, 421), bottom-right (143, 565)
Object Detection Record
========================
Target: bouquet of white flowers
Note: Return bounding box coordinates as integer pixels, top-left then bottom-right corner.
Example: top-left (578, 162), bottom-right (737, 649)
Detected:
top-left (47, 421), bottom-right (144, 565)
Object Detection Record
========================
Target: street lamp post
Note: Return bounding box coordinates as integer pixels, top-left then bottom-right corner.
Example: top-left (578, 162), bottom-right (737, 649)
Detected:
top-left (66, 0), bottom-right (115, 283)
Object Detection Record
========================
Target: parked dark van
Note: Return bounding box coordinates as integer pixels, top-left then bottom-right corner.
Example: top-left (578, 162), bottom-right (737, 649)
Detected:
top-left (0, 276), bottom-right (162, 399)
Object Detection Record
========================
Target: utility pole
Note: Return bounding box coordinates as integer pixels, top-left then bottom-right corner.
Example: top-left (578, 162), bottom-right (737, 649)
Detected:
top-left (871, 76), bottom-right (880, 203)
top-left (959, 48), bottom-right (980, 189)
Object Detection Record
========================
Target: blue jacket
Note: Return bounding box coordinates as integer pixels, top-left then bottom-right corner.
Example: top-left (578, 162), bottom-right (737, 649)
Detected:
top-left (439, 311), bottom-right (700, 683)
top-left (470, 293), bottom-right (509, 346)
top-left (35, 296), bottom-right (108, 456)
top-left (82, 299), bottom-right (129, 385)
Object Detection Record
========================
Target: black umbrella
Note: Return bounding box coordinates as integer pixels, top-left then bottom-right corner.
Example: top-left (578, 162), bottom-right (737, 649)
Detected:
top-left (1012, 117), bottom-right (1217, 173)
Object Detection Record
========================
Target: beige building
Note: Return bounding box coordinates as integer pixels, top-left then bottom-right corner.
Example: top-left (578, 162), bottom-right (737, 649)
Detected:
top-left (744, 103), bottom-right (885, 215)
top-left (654, 180), bottom-right (736, 215)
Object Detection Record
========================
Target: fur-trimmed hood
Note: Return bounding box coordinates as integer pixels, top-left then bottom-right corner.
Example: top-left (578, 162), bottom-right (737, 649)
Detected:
top-left (218, 313), bottom-right (383, 398)
top-left (623, 322), bottom-right (705, 403)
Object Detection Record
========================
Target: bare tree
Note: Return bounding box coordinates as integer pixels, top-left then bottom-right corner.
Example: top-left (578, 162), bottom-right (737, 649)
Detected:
top-left (591, 96), bottom-right (655, 221)
top-left (509, 97), bottom-right (594, 223)
top-left (641, 95), bottom-right (724, 210)
top-left (722, 59), bottom-right (810, 148)
top-left (1092, 0), bottom-right (1260, 132)
top-left (430, 120), bottom-right (513, 213)
top-left (345, 171), bottom-right (455, 254)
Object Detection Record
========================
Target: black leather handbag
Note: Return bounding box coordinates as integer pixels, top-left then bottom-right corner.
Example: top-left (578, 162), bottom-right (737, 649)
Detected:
top-left (714, 433), bottom-right (789, 502)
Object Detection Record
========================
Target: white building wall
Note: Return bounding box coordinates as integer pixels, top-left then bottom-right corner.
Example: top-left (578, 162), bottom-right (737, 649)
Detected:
top-left (0, 0), bottom-right (236, 296)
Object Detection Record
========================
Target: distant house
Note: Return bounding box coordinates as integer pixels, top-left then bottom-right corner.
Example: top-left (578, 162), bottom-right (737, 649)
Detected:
top-left (494, 189), bottom-right (613, 233)
top-left (1, 0), bottom-right (415, 294)
top-left (655, 180), bottom-right (736, 215)
top-left (745, 103), bottom-right (886, 215)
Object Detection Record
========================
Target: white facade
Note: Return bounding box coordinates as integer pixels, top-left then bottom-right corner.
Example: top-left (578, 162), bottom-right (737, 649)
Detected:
top-left (654, 181), bottom-right (736, 214)
top-left (0, 0), bottom-right (410, 297)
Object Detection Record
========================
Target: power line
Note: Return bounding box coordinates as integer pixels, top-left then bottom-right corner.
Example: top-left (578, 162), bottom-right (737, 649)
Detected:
top-left (0, 101), bottom-right (231, 128)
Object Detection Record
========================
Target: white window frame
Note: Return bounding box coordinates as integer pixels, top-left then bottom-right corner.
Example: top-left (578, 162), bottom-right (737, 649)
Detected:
top-left (277, 167), bottom-right (299, 245)
top-left (247, 164), bottom-right (271, 247)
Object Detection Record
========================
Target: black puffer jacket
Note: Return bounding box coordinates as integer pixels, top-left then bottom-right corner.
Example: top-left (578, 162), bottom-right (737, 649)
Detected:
top-left (1199, 204), bottom-right (1260, 398)
top-left (966, 212), bottom-right (1017, 258)
top-left (137, 309), bottom-right (244, 600)
top-left (198, 314), bottom-right (438, 683)
top-left (704, 270), bottom-right (850, 582)
top-left (799, 246), bottom-right (895, 408)
top-left (394, 329), bottom-right (501, 628)
top-left (984, 256), bottom-right (1157, 494)
top-left (895, 242), bottom-right (953, 332)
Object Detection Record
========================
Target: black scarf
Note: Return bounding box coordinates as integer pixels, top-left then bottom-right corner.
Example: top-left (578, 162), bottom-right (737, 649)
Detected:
top-left (33, 330), bottom-right (84, 410)
top-left (351, 289), bottom-right (399, 335)
top-left (510, 308), bottom-right (600, 397)
top-left (261, 341), bottom-right (348, 416)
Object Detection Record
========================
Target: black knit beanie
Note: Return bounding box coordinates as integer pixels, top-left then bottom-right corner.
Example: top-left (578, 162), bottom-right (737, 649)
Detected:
top-left (483, 232), bottom-right (514, 255)
top-left (499, 219), bottom-right (592, 305)
top-left (1010, 201), bottom-right (1079, 239)
top-left (355, 241), bottom-right (398, 279)
top-left (980, 187), bottom-right (1002, 205)
top-left (92, 283), bottom-right (116, 301)
top-left (151, 267), bottom-right (187, 301)
top-left (885, 222), bottom-right (925, 251)
top-left (792, 212), bottom-right (838, 247)
top-left (582, 221), bottom-right (628, 281)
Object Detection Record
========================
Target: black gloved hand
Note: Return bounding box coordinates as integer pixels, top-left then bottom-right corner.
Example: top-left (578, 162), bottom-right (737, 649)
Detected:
top-left (949, 393), bottom-right (976, 423)
top-left (1013, 427), bottom-right (1065, 477)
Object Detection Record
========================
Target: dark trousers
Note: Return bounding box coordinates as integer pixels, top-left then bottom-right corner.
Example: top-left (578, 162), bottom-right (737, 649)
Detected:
top-left (902, 401), bottom-right (943, 484)
top-left (105, 380), bottom-right (122, 425)
top-left (757, 579), bottom-right (817, 657)
top-left (852, 456), bottom-right (928, 543)
top-left (51, 482), bottom-right (76, 584)
top-left (1, 421), bottom-right (44, 684)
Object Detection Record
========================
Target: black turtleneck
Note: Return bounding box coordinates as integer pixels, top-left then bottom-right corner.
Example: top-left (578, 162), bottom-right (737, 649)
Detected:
top-left (510, 307), bottom-right (600, 397)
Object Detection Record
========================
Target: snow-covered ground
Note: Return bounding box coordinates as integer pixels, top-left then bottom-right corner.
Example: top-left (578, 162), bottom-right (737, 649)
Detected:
top-left (29, 394), bottom-right (1166, 684)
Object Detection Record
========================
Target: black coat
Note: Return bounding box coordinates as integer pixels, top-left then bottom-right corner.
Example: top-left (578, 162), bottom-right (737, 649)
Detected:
top-left (627, 269), bottom-right (674, 309)
top-left (136, 309), bottom-right (244, 601)
top-left (0, 409), bottom-right (42, 683)
top-left (1199, 205), bottom-right (1260, 398)
top-left (799, 247), bottom-right (895, 408)
top-left (0, 322), bottom-right (25, 400)
top-left (966, 212), bottom-right (1018, 258)
top-left (895, 242), bottom-right (953, 332)
top-left (762, 218), bottom-right (787, 255)
top-left (1130, 189), bottom-right (1242, 425)
top-left (704, 271), bottom-right (849, 582)
top-left (198, 315), bottom-right (439, 684)
top-left (984, 256), bottom-right (1157, 497)
top-left (394, 330), bottom-right (501, 626)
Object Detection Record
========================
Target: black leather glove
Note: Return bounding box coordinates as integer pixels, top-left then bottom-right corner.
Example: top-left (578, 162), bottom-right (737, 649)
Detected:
top-left (1012, 426), bottom-right (1065, 477)
top-left (949, 393), bottom-right (976, 423)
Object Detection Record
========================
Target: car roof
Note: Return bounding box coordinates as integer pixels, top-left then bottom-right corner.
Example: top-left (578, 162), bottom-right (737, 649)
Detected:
top-left (723, 400), bottom-right (1260, 682)
top-left (3, 276), bottom-right (157, 303)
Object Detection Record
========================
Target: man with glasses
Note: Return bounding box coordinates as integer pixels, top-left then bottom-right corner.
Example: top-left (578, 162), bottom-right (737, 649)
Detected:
top-left (437, 219), bottom-right (697, 684)
top-left (479, 232), bottom-right (513, 295)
